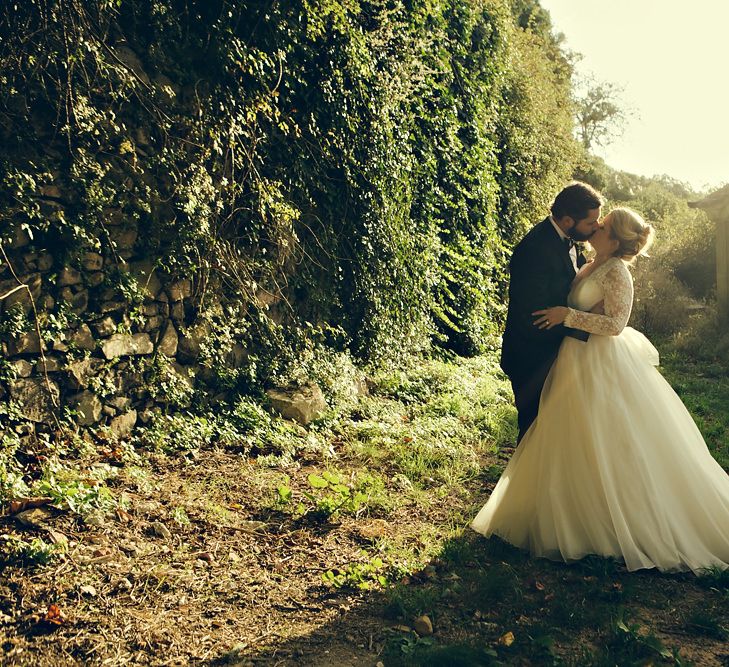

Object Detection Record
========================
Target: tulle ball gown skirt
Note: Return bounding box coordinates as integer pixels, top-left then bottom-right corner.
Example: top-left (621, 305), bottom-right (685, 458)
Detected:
top-left (472, 327), bottom-right (729, 573)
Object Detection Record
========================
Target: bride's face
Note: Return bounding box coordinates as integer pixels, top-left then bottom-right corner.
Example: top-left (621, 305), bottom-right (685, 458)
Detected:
top-left (589, 216), bottom-right (620, 256)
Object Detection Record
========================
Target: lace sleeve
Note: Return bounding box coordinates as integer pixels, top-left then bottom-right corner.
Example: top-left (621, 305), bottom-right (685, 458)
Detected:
top-left (563, 260), bottom-right (633, 336)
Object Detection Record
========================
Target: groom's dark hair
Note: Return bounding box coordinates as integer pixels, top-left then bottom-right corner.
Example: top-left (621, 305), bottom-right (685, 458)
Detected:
top-left (551, 182), bottom-right (604, 222)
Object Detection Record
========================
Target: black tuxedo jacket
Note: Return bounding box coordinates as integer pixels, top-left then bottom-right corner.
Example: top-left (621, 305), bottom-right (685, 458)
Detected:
top-left (500, 217), bottom-right (588, 386)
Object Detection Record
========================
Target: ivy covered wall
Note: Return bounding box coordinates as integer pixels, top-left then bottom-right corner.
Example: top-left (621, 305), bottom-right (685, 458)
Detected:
top-left (0, 0), bottom-right (578, 428)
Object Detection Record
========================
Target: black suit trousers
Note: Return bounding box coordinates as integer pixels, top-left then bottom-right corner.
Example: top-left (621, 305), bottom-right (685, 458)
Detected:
top-left (511, 350), bottom-right (559, 443)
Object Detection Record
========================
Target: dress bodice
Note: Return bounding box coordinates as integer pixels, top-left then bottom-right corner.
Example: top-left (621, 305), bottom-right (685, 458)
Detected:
top-left (568, 271), bottom-right (605, 312)
top-left (563, 257), bottom-right (633, 336)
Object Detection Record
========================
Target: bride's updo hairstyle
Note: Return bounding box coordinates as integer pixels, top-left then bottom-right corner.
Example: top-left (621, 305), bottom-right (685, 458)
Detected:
top-left (608, 207), bottom-right (655, 264)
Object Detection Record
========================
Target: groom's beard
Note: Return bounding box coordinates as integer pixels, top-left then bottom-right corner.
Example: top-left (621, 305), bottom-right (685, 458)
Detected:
top-left (568, 225), bottom-right (596, 242)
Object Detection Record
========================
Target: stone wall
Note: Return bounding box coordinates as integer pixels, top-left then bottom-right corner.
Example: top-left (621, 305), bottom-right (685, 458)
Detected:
top-left (0, 219), bottom-right (209, 439)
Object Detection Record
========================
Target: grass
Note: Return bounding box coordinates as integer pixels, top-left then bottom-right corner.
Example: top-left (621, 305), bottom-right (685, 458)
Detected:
top-left (659, 349), bottom-right (729, 469)
top-left (2, 342), bottom-right (728, 665)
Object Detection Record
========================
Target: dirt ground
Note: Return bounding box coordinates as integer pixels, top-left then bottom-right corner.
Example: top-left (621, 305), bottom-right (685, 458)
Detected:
top-left (1, 444), bottom-right (728, 666)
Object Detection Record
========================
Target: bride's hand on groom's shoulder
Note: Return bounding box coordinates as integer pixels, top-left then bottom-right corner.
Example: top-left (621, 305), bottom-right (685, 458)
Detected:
top-left (532, 306), bottom-right (569, 330)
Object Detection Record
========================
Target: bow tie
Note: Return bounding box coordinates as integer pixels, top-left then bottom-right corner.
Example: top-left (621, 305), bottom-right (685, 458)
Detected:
top-left (563, 237), bottom-right (574, 249)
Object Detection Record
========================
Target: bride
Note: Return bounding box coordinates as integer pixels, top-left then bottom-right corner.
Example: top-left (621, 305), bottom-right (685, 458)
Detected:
top-left (472, 207), bottom-right (729, 573)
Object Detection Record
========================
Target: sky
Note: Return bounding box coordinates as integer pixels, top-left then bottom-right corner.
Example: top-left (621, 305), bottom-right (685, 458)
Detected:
top-left (539, 0), bottom-right (729, 192)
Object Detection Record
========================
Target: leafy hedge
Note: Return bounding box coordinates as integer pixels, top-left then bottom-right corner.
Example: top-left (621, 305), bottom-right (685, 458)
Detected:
top-left (0, 0), bottom-right (578, 372)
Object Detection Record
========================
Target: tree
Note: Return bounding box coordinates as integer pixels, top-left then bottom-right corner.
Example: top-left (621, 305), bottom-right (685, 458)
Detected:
top-left (574, 75), bottom-right (632, 150)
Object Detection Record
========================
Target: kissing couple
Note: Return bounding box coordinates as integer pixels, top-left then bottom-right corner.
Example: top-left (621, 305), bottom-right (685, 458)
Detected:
top-left (472, 182), bottom-right (729, 574)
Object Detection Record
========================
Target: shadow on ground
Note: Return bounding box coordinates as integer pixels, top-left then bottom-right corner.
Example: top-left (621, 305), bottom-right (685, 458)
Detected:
top-left (208, 518), bottom-right (729, 667)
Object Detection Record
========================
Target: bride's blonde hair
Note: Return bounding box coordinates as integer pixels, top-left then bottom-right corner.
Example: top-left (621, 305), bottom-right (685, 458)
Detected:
top-left (608, 207), bottom-right (655, 263)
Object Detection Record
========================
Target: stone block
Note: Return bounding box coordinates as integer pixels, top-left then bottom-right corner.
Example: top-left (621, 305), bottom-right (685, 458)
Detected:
top-left (9, 359), bottom-right (33, 378)
top-left (110, 410), bottom-right (137, 438)
top-left (92, 316), bottom-right (117, 337)
top-left (82, 253), bottom-right (103, 271)
top-left (86, 272), bottom-right (105, 287)
top-left (167, 278), bottom-right (192, 302)
top-left (68, 391), bottom-right (103, 425)
top-left (9, 377), bottom-right (60, 423)
top-left (157, 321), bottom-right (178, 356)
top-left (65, 358), bottom-right (100, 390)
top-left (126, 260), bottom-right (162, 298)
top-left (58, 267), bottom-right (82, 287)
top-left (266, 383), bottom-right (327, 425)
top-left (101, 333), bottom-right (153, 359)
top-left (7, 332), bottom-right (41, 356)
top-left (71, 324), bottom-right (96, 351)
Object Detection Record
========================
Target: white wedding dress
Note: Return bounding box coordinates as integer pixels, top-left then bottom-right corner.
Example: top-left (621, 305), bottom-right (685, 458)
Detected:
top-left (472, 257), bottom-right (729, 573)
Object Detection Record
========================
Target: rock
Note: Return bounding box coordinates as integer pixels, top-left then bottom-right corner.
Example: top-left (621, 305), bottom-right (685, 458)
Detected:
top-left (9, 359), bottom-right (33, 378)
top-left (153, 72), bottom-right (179, 97)
top-left (84, 512), bottom-right (106, 527)
top-left (92, 316), bottom-right (117, 337)
top-left (86, 271), bottom-right (105, 287)
top-left (266, 383), bottom-right (328, 425)
top-left (14, 507), bottom-right (54, 528)
top-left (413, 615), bottom-right (433, 636)
top-left (65, 358), bottom-right (99, 389)
top-left (255, 288), bottom-right (280, 308)
top-left (103, 207), bottom-right (124, 226)
top-left (70, 289), bottom-right (89, 314)
top-left (143, 315), bottom-right (164, 332)
top-left (6, 332), bottom-right (41, 356)
top-left (37, 253), bottom-right (53, 272)
top-left (151, 521), bottom-right (171, 540)
top-left (157, 321), bottom-right (178, 356)
top-left (169, 362), bottom-right (194, 395)
top-left (110, 410), bottom-right (137, 438)
top-left (112, 44), bottom-right (150, 84)
top-left (134, 127), bottom-right (152, 147)
top-left (99, 286), bottom-right (120, 301)
top-left (21, 252), bottom-right (37, 271)
top-left (126, 260), bottom-right (162, 298)
top-left (108, 224), bottom-right (138, 251)
top-left (170, 301), bottom-right (185, 321)
top-left (101, 333), bottom-right (153, 359)
top-left (10, 226), bottom-right (31, 249)
top-left (100, 300), bottom-right (126, 313)
top-left (82, 253), bottom-right (103, 271)
top-left (3, 273), bottom-right (41, 312)
top-left (57, 267), bottom-right (82, 287)
top-left (138, 409), bottom-right (154, 424)
top-left (40, 356), bottom-right (62, 372)
top-left (116, 577), bottom-right (133, 592)
top-left (40, 184), bottom-right (62, 200)
top-left (47, 529), bottom-right (68, 546)
top-left (102, 405), bottom-right (115, 417)
top-left (9, 378), bottom-right (59, 422)
top-left (176, 335), bottom-right (200, 362)
top-left (143, 303), bottom-right (159, 316)
top-left (227, 343), bottom-right (247, 367)
top-left (355, 376), bottom-right (370, 397)
top-left (167, 278), bottom-right (192, 302)
top-left (108, 396), bottom-right (132, 411)
top-left (79, 585), bottom-right (97, 597)
top-left (69, 391), bottom-right (103, 425)
top-left (71, 324), bottom-right (96, 351)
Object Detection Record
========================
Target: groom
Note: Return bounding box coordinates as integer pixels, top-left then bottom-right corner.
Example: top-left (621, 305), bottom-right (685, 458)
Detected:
top-left (501, 182), bottom-right (603, 442)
